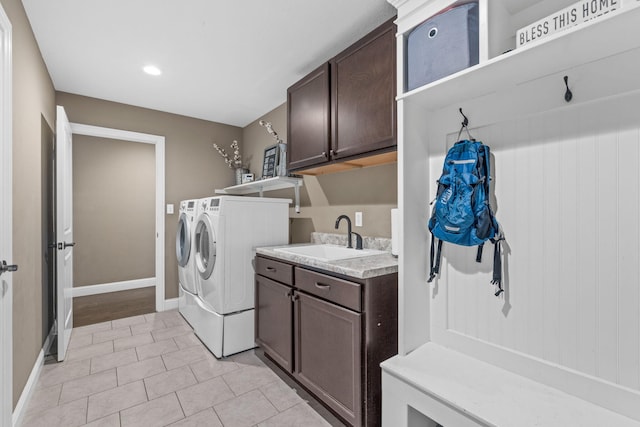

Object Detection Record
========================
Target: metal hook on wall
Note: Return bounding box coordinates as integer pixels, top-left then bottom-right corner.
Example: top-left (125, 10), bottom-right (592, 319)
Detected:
top-left (563, 76), bottom-right (573, 103)
top-left (457, 108), bottom-right (475, 141)
top-left (459, 107), bottom-right (469, 127)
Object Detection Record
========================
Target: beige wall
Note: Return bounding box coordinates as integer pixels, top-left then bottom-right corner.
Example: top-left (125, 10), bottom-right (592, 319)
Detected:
top-left (0, 0), bottom-right (394, 407)
top-left (56, 92), bottom-right (243, 299)
top-left (0, 0), bottom-right (56, 408)
top-left (73, 136), bottom-right (155, 286)
top-left (242, 103), bottom-right (397, 243)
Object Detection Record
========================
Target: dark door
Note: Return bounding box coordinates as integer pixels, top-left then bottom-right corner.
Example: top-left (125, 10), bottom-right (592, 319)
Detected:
top-left (331, 18), bottom-right (396, 160)
top-left (255, 275), bottom-right (293, 372)
top-left (294, 291), bottom-right (362, 426)
top-left (287, 63), bottom-right (330, 171)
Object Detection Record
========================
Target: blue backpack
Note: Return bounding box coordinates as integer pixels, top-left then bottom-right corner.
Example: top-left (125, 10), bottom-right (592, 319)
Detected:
top-left (427, 139), bottom-right (504, 296)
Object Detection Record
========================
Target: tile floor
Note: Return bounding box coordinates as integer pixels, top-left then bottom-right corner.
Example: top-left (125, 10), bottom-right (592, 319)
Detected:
top-left (21, 310), bottom-right (345, 427)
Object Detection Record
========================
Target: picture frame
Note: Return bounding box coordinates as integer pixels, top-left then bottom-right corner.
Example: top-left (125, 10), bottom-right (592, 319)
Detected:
top-left (261, 144), bottom-right (280, 179)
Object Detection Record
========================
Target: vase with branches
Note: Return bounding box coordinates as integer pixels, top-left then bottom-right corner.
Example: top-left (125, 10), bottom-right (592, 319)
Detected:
top-left (213, 140), bottom-right (247, 185)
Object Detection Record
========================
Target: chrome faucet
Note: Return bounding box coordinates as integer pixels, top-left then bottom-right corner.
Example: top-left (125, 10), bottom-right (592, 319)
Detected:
top-left (335, 215), bottom-right (363, 250)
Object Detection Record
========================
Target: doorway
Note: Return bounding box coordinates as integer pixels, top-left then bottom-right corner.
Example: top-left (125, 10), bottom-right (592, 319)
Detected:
top-left (41, 117), bottom-right (55, 350)
top-left (69, 124), bottom-right (166, 317)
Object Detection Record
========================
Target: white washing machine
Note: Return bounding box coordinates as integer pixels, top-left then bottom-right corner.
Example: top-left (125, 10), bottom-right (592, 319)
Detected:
top-left (176, 199), bottom-right (200, 327)
top-left (192, 195), bottom-right (290, 357)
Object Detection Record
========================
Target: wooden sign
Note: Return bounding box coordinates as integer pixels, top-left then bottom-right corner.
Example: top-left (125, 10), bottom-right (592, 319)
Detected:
top-left (517, 0), bottom-right (624, 48)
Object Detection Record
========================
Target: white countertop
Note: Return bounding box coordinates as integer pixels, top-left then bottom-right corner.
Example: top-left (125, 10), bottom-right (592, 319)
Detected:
top-left (255, 243), bottom-right (398, 279)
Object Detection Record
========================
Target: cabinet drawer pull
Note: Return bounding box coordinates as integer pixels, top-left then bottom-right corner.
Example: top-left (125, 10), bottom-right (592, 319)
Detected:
top-left (266, 266), bottom-right (277, 272)
top-left (315, 282), bottom-right (331, 290)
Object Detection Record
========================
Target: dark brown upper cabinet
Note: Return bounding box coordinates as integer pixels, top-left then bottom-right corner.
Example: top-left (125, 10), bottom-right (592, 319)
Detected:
top-left (287, 63), bottom-right (331, 171)
top-left (287, 18), bottom-right (397, 174)
top-left (331, 18), bottom-right (397, 161)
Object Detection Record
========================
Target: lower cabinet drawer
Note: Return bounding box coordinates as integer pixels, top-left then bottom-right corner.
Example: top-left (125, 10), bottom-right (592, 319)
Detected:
top-left (295, 267), bottom-right (362, 312)
top-left (255, 256), bottom-right (294, 286)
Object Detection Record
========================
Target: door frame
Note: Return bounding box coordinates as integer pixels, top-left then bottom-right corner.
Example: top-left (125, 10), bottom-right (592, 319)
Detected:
top-left (0, 4), bottom-right (12, 426)
top-left (69, 123), bottom-right (166, 312)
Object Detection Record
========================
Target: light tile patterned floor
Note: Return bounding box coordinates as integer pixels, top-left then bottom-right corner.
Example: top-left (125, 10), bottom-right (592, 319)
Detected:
top-left (21, 310), bottom-right (343, 427)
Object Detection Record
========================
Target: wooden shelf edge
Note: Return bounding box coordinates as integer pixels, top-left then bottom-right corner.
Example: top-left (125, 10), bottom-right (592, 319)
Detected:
top-left (295, 150), bottom-right (397, 176)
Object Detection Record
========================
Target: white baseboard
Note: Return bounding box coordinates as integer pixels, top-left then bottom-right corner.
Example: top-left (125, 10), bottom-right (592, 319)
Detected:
top-left (12, 326), bottom-right (55, 427)
top-left (163, 298), bottom-right (179, 311)
top-left (72, 278), bottom-right (155, 298)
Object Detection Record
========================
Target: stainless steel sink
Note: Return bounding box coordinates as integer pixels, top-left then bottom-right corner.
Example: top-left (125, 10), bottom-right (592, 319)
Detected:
top-left (274, 244), bottom-right (386, 262)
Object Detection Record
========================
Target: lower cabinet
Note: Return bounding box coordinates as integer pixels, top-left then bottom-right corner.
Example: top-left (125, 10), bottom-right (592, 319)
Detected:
top-left (294, 291), bottom-right (363, 425)
top-left (255, 275), bottom-right (293, 372)
top-left (255, 255), bottom-right (398, 427)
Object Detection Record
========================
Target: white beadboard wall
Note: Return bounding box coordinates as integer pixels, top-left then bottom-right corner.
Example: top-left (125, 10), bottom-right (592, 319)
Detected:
top-left (428, 90), bottom-right (640, 396)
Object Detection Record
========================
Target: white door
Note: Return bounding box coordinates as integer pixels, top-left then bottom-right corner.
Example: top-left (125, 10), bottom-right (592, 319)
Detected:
top-left (0, 5), bottom-right (13, 427)
top-left (56, 106), bottom-right (74, 361)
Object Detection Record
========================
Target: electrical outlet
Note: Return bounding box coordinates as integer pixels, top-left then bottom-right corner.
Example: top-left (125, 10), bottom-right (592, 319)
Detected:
top-left (355, 211), bottom-right (363, 227)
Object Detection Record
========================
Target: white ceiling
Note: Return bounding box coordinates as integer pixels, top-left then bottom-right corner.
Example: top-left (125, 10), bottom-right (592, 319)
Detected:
top-left (23, 0), bottom-right (396, 127)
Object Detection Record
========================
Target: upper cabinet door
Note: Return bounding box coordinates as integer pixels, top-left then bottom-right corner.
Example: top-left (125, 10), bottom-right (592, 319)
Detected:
top-left (331, 18), bottom-right (397, 160)
top-left (287, 63), bottom-right (331, 171)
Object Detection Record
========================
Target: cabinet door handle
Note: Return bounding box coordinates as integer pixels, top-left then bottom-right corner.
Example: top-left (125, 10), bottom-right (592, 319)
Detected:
top-left (315, 282), bottom-right (331, 290)
top-left (330, 149), bottom-right (336, 156)
top-left (321, 151), bottom-right (327, 158)
top-left (266, 267), bottom-right (276, 272)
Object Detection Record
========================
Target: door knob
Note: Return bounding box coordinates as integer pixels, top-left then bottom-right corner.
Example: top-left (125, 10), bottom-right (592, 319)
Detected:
top-left (57, 242), bottom-right (76, 250)
top-left (0, 260), bottom-right (18, 275)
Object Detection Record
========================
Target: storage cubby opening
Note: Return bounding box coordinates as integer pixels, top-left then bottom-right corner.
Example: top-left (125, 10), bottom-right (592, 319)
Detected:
top-left (408, 406), bottom-right (441, 427)
top-left (400, 0), bottom-right (627, 95)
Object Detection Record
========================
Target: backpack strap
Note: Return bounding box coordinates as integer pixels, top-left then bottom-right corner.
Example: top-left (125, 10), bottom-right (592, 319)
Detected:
top-left (428, 233), bottom-right (436, 282)
top-left (491, 235), bottom-right (504, 296)
top-left (435, 239), bottom-right (443, 277)
top-left (480, 143), bottom-right (506, 297)
top-left (476, 243), bottom-right (484, 263)
top-left (427, 233), bottom-right (443, 283)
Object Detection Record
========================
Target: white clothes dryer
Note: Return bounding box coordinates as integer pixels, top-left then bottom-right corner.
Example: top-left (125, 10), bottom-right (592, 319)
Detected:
top-left (192, 195), bottom-right (290, 357)
top-left (176, 199), bottom-right (200, 327)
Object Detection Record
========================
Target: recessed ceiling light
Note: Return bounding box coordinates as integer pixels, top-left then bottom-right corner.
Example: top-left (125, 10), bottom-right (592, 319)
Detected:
top-left (143, 65), bottom-right (162, 76)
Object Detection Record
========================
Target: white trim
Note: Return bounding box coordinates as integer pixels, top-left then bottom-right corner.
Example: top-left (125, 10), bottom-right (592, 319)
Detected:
top-left (163, 298), bottom-right (179, 311)
top-left (72, 278), bottom-right (155, 298)
top-left (70, 123), bottom-right (161, 145)
top-left (0, 5), bottom-right (11, 427)
top-left (11, 325), bottom-right (54, 427)
top-left (69, 124), bottom-right (166, 313)
top-left (11, 350), bottom-right (43, 427)
top-left (156, 135), bottom-right (165, 312)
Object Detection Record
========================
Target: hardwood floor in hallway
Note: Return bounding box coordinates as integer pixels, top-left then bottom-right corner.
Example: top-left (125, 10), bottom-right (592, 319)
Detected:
top-left (73, 287), bottom-right (156, 327)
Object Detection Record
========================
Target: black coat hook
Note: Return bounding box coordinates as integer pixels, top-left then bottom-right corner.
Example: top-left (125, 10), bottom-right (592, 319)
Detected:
top-left (457, 108), bottom-right (475, 141)
top-left (459, 108), bottom-right (469, 127)
top-left (564, 76), bottom-right (573, 103)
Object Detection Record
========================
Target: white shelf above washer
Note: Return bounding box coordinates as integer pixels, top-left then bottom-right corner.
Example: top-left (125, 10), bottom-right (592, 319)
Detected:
top-left (215, 176), bottom-right (304, 213)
